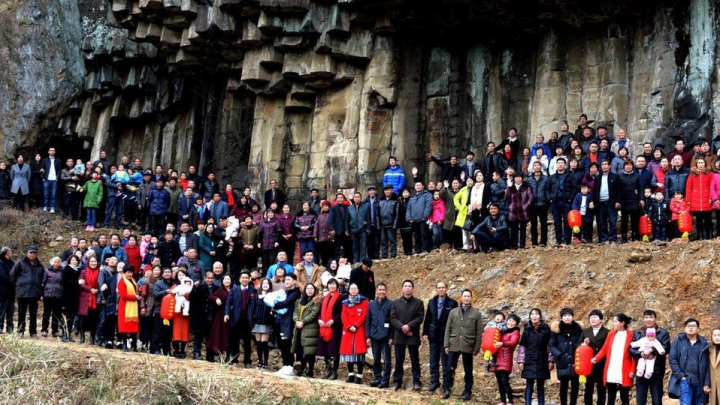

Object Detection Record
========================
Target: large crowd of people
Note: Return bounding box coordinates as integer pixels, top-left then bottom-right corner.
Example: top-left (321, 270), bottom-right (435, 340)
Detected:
top-left (0, 115), bottom-right (719, 404)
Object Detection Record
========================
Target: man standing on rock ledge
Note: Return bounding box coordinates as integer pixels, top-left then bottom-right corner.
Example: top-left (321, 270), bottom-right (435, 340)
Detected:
top-left (422, 281), bottom-right (457, 393)
top-left (390, 279), bottom-right (424, 392)
top-left (40, 147), bottom-right (61, 213)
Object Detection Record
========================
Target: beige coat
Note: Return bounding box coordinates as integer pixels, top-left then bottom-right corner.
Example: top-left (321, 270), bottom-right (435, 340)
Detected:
top-left (710, 345), bottom-right (720, 405)
top-left (294, 261), bottom-right (324, 290)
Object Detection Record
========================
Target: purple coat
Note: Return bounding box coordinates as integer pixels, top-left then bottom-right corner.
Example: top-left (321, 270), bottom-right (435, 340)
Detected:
top-left (504, 182), bottom-right (534, 222)
top-left (257, 219), bottom-right (282, 250)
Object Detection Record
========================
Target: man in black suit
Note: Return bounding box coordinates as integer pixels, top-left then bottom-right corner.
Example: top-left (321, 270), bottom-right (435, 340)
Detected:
top-left (593, 159), bottom-right (620, 245)
top-left (329, 193), bottom-right (352, 263)
top-left (224, 271), bottom-right (257, 367)
top-left (422, 281), bottom-right (458, 392)
top-left (263, 179), bottom-right (285, 210)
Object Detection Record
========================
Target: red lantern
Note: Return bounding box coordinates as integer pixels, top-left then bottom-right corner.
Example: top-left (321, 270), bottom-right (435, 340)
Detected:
top-left (639, 215), bottom-right (653, 242)
top-left (567, 210), bottom-right (582, 234)
top-left (574, 342), bottom-right (594, 383)
top-left (678, 211), bottom-right (692, 239)
top-left (160, 294), bottom-right (175, 326)
top-left (481, 327), bottom-right (501, 361)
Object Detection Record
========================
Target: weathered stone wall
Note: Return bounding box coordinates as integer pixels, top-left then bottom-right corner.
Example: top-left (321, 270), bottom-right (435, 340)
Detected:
top-left (3, 0), bottom-right (720, 206)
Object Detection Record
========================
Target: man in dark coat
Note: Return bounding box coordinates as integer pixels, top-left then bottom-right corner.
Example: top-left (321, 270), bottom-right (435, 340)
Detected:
top-left (580, 309), bottom-right (609, 405)
top-left (617, 160), bottom-right (644, 242)
top-left (630, 310), bottom-right (672, 405)
top-left (482, 142), bottom-right (508, 179)
top-left (668, 318), bottom-right (710, 403)
top-left (549, 308), bottom-right (583, 405)
top-left (263, 179), bottom-right (285, 210)
top-left (390, 279), bottom-right (425, 391)
top-left (426, 153), bottom-right (463, 183)
top-left (329, 193), bottom-right (352, 262)
top-left (349, 258), bottom-right (375, 299)
top-left (0, 247), bottom-right (15, 333)
top-left (548, 158), bottom-right (575, 245)
top-left (593, 160), bottom-right (620, 245)
top-left (224, 271), bottom-right (257, 367)
top-left (406, 182), bottom-right (433, 254)
top-left (422, 281), bottom-right (458, 392)
top-left (366, 282), bottom-right (393, 388)
top-left (10, 246), bottom-right (43, 337)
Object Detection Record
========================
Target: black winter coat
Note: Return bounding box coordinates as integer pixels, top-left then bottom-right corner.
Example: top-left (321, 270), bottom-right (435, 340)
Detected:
top-left (548, 172), bottom-right (575, 203)
top-left (61, 264), bottom-right (81, 314)
top-left (525, 173), bottom-right (549, 207)
top-left (549, 320), bottom-right (583, 378)
top-left (0, 170), bottom-right (11, 199)
top-left (0, 256), bottom-right (14, 294)
top-left (617, 170), bottom-right (642, 210)
top-left (249, 293), bottom-right (273, 328)
top-left (519, 322), bottom-right (552, 380)
top-left (421, 296), bottom-right (458, 343)
top-left (9, 257), bottom-right (44, 299)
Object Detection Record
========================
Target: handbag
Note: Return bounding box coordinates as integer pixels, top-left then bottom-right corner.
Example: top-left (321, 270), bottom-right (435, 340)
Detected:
top-left (462, 219), bottom-right (473, 231)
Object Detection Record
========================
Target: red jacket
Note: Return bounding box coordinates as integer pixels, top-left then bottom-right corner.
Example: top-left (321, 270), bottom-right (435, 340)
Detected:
top-left (670, 198), bottom-right (689, 221)
top-left (653, 167), bottom-right (668, 194)
top-left (686, 169), bottom-right (713, 212)
top-left (594, 329), bottom-right (636, 387)
top-left (125, 244), bottom-right (142, 275)
top-left (494, 327), bottom-right (520, 372)
top-left (340, 298), bottom-right (369, 356)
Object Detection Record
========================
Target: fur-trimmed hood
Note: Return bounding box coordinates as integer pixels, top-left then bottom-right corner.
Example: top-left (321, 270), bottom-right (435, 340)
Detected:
top-left (550, 320), bottom-right (584, 334)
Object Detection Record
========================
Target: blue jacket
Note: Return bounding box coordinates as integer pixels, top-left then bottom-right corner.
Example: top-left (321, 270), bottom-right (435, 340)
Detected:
top-left (207, 200), bottom-right (229, 224)
top-left (274, 287), bottom-right (300, 339)
top-left (571, 192), bottom-right (594, 221)
top-left (177, 195), bottom-right (195, 224)
top-left (382, 165), bottom-right (405, 195)
top-left (366, 297), bottom-right (394, 341)
top-left (100, 245), bottom-right (128, 264)
top-left (346, 203), bottom-right (370, 234)
top-left (669, 332), bottom-right (710, 397)
top-left (525, 173), bottom-right (549, 207)
top-left (224, 285), bottom-right (257, 326)
top-left (530, 143), bottom-right (551, 160)
top-left (405, 190), bottom-right (432, 222)
top-left (97, 267), bottom-right (119, 316)
top-left (148, 187), bottom-right (170, 215)
top-left (266, 261), bottom-right (294, 279)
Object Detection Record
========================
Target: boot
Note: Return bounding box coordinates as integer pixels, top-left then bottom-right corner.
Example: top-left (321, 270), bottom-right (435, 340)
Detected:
top-left (324, 359), bottom-right (333, 379)
top-left (122, 339), bottom-right (128, 352)
top-left (79, 333), bottom-right (85, 344)
top-left (327, 368), bottom-right (338, 380)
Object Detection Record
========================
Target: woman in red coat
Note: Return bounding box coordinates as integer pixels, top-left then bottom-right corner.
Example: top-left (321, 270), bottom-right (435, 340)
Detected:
top-left (493, 314), bottom-right (521, 404)
top-left (124, 236), bottom-right (142, 278)
top-left (117, 265), bottom-right (140, 351)
top-left (686, 157), bottom-right (714, 239)
top-left (78, 256), bottom-right (101, 345)
top-left (340, 283), bottom-right (369, 384)
top-left (591, 313), bottom-right (636, 405)
top-left (206, 275), bottom-right (232, 361)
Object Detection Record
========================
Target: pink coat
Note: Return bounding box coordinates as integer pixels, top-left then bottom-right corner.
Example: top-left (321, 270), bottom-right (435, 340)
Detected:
top-left (710, 172), bottom-right (720, 203)
top-left (429, 198), bottom-right (446, 223)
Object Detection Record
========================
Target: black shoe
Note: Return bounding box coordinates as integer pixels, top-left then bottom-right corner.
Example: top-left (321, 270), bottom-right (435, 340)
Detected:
top-left (354, 376), bottom-right (362, 384)
top-left (370, 381), bottom-right (380, 387)
top-left (428, 382), bottom-right (440, 392)
top-left (392, 382), bottom-right (403, 391)
top-left (327, 368), bottom-right (338, 380)
top-left (377, 381), bottom-right (389, 389)
top-left (346, 374), bottom-right (355, 383)
top-left (79, 334), bottom-right (85, 344)
top-left (193, 353), bottom-right (203, 360)
top-left (461, 391), bottom-right (471, 401)
top-left (442, 390), bottom-right (451, 399)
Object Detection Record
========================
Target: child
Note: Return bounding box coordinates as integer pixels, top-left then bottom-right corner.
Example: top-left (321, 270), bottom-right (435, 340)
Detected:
top-left (670, 191), bottom-right (689, 238)
top-left (648, 192), bottom-right (670, 242)
top-left (429, 190), bottom-right (446, 249)
top-left (73, 159), bottom-right (86, 177)
top-left (174, 277), bottom-right (194, 316)
top-left (484, 311), bottom-right (507, 371)
top-left (571, 184), bottom-right (594, 243)
top-left (630, 328), bottom-right (665, 378)
top-left (642, 187), bottom-right (653, 210)
top-left (139, 232), bottom-right (152, 262)
top-left (336, 257), bottom-right (352, 293)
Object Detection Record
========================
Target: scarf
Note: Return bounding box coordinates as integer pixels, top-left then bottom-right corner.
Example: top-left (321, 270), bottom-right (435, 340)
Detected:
top-left (343, 294), bottom-right (366, 307)
top-left (123, 277), bottom-right (139, 323)
top-left (85, 267), bottom-right (100, 310)
top-left (320, 291), bottom-right (341, 342)
top-left (226, 190), bottom-right (235, 207)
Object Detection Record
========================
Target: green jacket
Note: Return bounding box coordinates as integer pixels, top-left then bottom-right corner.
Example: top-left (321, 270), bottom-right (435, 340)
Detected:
top-left (165, 185), bottom-right (182, 214)
top-left (83, 180), bottom-right (104, 209)
top-left (291, 298), bottom-right (319, 356)
top-left (443, 305), bottom-right (482, 353)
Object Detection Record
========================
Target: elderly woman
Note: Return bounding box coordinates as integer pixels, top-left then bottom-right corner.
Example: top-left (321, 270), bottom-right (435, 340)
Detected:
top-left (41, 257), bottom-right (64, 338)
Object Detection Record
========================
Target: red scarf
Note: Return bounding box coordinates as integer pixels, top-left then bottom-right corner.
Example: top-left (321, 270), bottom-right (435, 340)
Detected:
top-left (226, 190), bottom-right (235, 207)
top-left (505, 151), bottom-right (512, 160)
top-left (319, 291), bottom-right (341, 342)
top-left (84, 266), bottom-right (100, 310)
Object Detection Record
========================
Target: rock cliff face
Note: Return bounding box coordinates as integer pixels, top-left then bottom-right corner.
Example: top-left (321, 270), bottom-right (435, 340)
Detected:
top-left (4, 0), bottom-right (720, 203)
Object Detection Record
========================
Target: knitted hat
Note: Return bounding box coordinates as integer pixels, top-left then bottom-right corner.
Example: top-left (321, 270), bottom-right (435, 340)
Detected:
top-left (646, 328), bottom-right (656, 337)
top-left (321, 200), bottom-right (331, 208)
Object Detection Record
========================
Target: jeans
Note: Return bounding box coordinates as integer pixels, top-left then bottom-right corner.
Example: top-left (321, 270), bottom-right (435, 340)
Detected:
top-left (597, 201), bottom-right (618, 242)
top-left (431, 223), bottom-right (443, 249)
top-left (43, 180), bottom-right (57, 209)
top-left (380, 227), bottom-right (397, 258)
top-left (653, 224), bottom-right (667, 241)
top-left (509, 220), bottom-right (528, 248)
top-left (366, 226), bottom-right (380, 259)
top-left (428, 340), bottom-right (448, 386)
top-left (635, 373), bottom-right (664, 405)
top-left (17, 297), bottom-right (39, 335)
top-left (0, 293), bottom-right (14, 332)
top-left (445, 351), bottom-right (474, 393)
top-left (86, 208), bottom-right (97, 227)
top-left (393, 344), bottom-right (421, 384)
top-left (63, 191), bottom-right (79, 220)
top-left (529, 205), bottom-right (549, 246)
top-left (472, 230), bottom-right (505, 252)
top-left (371, 338), bottom-right (392, 384)
top-left (412, 221), bottom-right (431, 254)
top-left (351, 232), bottom-right (367, 263)
top-left (551, 201), bottom-right (572, 244)
top-left (679, 379), bottom-right (703, 405)
top-left (298, 239), bottom-right (315, 261)
top-left (105, 195), bottom-right (123, 228)
top-left (525, 378), bottom-right (546, 405)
